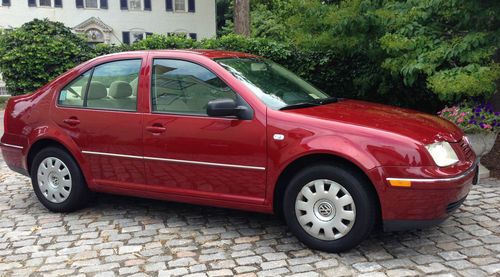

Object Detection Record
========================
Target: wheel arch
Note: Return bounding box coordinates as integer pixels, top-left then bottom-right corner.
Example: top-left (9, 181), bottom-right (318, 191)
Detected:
top-left (27, 138), bottom-right (74, 174)
top-left (272, 153), bottom-right (382, 224)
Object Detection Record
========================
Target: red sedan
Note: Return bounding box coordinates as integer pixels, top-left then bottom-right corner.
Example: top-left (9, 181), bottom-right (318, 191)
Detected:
top-left (0, 50), bottom-right (478, 252)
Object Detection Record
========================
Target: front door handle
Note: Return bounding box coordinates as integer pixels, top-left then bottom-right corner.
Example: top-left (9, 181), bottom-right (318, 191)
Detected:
top-left (146, 124), bottom-right (166, 134)
top-left (63, 117), bottom-right (80, 126)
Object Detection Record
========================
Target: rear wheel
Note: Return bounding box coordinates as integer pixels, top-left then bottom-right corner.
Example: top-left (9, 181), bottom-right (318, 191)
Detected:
top-left (283, 164), bottom-right (377, 252)
top-left (31, 147), bottom-right (90, 212)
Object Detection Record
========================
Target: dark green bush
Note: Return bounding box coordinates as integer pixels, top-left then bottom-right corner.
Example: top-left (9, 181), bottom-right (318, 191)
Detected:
top-left (0, 19), bottom-right (94, 95)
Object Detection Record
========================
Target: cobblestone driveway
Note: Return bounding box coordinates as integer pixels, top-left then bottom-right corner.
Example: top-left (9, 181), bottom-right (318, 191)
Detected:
top-left (0, 157), bottom-right (499, 277)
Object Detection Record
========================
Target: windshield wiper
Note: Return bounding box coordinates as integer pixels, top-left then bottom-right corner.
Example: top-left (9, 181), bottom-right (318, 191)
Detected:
top-left (279, 97), bottom-right (338, 111)
top-left (279, 102), bottom-right (320, 110)
top-left (315, 96), bottom-right (338, 105)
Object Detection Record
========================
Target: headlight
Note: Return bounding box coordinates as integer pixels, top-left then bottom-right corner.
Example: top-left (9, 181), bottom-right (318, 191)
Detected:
top-left (425, 141), bottom-right (459, 167)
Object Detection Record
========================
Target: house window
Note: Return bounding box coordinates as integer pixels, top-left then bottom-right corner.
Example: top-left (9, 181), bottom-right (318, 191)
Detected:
top-left (168, 32), bottom-right (196, 40)
top-left (129, 0), bottom-right (141, 10)
top-left (0, 0), bottom-right (11, 7)
top-left (123, 31), bottom-right (152, 45)
top-left (85, 0), bottom-right (98, 8)
top-left (39, 0), bottom-right (51, 6)
top-left (174, 0), bottom-right (185, 11)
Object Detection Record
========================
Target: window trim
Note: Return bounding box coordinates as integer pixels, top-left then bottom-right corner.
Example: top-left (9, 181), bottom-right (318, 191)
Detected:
top-left (56, 58), bottom-right (143, 113)
top-left (149, 57), bottom-right (253, 119)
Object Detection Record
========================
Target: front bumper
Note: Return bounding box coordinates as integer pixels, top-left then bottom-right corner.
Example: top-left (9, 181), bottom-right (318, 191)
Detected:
top-left (371, 160), bottom-right (478, 231)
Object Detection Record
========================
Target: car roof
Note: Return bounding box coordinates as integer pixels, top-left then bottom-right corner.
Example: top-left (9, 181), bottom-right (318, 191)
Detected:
top-left (100, 49), bottom-right (260, 60)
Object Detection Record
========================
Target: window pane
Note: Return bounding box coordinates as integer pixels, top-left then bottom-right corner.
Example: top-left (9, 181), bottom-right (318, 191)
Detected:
top-left (58, 71), bottom-right (91, 107)
top-left (85, 0), bottom-right (97, 8)
top-left (131, 31), bottom-right (144, 43)
top-left (129, 0), bottom-right (141, 10)
top-left (217, 58), bottom-right (329, 110)
top-left (39, 0), bottom-right (51, 6)
top-left (152, 59), bottom-right (236, 115)
top-left (86, 60), bottom-right (141, 111)
top-left (174, 0), bottom-right (185, 11)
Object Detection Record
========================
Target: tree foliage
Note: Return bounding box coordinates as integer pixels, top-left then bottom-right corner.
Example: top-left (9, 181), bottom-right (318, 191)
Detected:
top-left (218, 0), bottom-right (500, 110)
top-left (0, 19), bottom-right (94, 95)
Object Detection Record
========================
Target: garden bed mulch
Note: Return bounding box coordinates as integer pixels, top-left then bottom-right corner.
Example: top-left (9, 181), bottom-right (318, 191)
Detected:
top-left (482, 135), bottom-right (500, 179)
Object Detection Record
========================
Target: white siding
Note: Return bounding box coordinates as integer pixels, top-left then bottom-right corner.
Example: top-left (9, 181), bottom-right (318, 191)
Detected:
top-left (0, 0), bottom-right (216, 45)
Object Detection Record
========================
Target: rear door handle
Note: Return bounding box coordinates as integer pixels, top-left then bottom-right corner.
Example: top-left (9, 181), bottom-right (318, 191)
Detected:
top-left (63, 117), bottom-right (80, 126)
top-left (146, 124), bottom-right (166, 134)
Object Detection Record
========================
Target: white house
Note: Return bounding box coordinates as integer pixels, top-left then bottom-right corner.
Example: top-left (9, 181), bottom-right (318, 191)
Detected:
top-left (0, 0), bottom-right (216, 45)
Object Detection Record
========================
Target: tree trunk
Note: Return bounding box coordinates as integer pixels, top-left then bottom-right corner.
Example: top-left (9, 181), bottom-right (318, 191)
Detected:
top-left (234, 0), bottom-right (250, 37)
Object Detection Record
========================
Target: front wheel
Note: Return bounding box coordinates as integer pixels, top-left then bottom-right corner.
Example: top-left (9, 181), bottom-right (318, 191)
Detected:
top-left (283, 164), bottom-right (377, 252)
top-left (31, 147), bottom-right (90, 212)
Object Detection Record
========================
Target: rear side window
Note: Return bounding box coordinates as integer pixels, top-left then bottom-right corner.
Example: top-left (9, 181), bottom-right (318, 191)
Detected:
top-left (58, 59), bottom-right (142, 111)
top-left (151, 59), bottom-right (236, 115)
top-left (58, 71), bottom-right (91, 107)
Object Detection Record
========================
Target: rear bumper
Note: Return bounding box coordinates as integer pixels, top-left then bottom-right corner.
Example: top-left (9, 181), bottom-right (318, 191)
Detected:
top-left (0, 142), bottom-right (29, 176)
top-left (372, 160), bottom-right (478, 231)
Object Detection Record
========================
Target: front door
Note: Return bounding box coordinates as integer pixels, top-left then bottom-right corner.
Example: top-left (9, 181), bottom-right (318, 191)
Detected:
top-left (52, 59), bottom-right (145, 186)
top-left (143, 58), bottom-right (267, 204)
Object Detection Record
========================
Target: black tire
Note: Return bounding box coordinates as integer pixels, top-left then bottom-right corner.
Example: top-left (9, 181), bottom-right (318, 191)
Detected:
top-left (30, 147), bottom-right (90, 212)
top-left (283, 163), bottom-right (377, 252)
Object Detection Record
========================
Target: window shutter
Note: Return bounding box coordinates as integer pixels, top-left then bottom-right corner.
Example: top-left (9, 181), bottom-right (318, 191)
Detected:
top-left (75, 0), bottom-right (83, 8)
top-left (100, 0), bottom-right (107, 9)
top-left (122, 32), bottom-right (130, 45)
top-left (120, 0), bottom-right (127, 10)
top-left (188, 0), bottom-right (195, 12)
top-left (2, 0), bottom-right (11, 7)
top-left (144, 0), bottom-right (151, 10)
top-left (165, 0), bottom-right (172, 11)
top-left (28, 0), bottom-right (36, 7)
top-left (54, 0), bottom-right (62, 7)
top-left (189, 33), bottom-right (197, 40)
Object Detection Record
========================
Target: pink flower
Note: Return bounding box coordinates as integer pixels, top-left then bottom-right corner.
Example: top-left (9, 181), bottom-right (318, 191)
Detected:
top-left (457, 117), bottom-right (464, 123)
top-left (484, 124), bottom-right (492, 129)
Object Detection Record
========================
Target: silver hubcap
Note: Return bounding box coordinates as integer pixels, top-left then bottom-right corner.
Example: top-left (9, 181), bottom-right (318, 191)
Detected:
top-left (37, 157), bottom-right (72, 203)
top-left (295, 179), bottom-right (356, 240)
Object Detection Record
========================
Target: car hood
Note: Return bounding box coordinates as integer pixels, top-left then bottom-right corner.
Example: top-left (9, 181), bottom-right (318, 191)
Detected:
top-left (284, 99), bottom-right (463, 144)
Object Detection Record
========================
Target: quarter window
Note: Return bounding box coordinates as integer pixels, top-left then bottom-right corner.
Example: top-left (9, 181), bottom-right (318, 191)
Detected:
top-left (58, 71), bottom-right (92, 107)
top-left (151, 59), bottom-right (236, 115)
top-left (58, 59), bottom-right (142, 111)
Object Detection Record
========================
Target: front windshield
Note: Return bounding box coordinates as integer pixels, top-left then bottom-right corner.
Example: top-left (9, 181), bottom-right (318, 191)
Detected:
top-left (217, 58), bottom-right (330, 110)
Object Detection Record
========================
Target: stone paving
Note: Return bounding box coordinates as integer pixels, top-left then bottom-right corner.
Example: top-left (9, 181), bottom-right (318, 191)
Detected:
top-left (0, 156), bottom-right (499, 277)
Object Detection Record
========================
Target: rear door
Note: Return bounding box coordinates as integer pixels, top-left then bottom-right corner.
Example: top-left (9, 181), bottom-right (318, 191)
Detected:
top-left (52, 58), bottom-right (146, 186)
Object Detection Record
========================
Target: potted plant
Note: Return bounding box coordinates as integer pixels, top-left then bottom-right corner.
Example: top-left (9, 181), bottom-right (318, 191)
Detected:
top-left (439, 101), bottom-right (500, 178)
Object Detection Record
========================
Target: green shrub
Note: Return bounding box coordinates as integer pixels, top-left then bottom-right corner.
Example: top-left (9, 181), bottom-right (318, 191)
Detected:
top-left (0, 19), bottom-right (94, 96)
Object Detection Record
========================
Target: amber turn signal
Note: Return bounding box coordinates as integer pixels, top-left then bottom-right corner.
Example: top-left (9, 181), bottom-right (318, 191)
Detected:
top-left (388, 179), bottom-right (412, 187)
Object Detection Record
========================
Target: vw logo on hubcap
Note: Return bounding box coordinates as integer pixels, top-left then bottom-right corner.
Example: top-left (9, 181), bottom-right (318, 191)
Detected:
top-left (313, 200), bottom-right (336, 221)
top-left (318, 202), bottom-right (333, 217)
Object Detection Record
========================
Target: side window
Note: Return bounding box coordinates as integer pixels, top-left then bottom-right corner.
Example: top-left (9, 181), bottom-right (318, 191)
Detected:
top-left (86, 59), bottom-right (141, 111)
top-left (58, 70), bottom-right (91, 107)
top-left (152, 59), bottom-right (236, 115)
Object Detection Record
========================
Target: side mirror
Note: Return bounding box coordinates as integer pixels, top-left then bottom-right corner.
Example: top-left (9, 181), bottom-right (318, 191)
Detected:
top-left (207, 98), bottom-right (251, 119)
